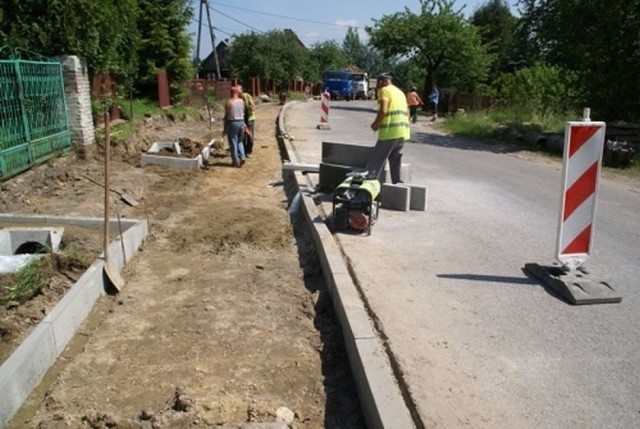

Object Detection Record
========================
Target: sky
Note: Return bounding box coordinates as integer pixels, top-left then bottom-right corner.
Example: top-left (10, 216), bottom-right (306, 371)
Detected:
top-left (190, 0), bottom-right (519, 59)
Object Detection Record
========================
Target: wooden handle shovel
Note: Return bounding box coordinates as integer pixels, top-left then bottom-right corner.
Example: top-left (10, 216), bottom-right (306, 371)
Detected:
top-left (103, 110), bottom-right (125, 293)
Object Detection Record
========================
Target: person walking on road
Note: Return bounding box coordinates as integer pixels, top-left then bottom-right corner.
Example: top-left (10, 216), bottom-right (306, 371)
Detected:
top-left (366, 72), bottom-right (410, 184)
top-left (223, 85), bottom-right (246, 167)
top-left (406, 86), bottom-right (423, 124)
top-left (429, 84), bottom-right (440, 121)
top-left (240, 86), bottom-right (256, 158)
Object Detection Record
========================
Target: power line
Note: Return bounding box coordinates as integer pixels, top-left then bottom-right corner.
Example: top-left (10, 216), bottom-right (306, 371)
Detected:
top-left (209, 6), bottom-right (264, 33)
top-left (191, 18), bottom-right (235, 38)
top-left (214, 2), bottom-right (353, 28)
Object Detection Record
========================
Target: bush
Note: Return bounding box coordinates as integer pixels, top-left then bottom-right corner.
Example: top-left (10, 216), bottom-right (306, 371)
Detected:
top-left (494, 64), bottom-right (582, 117)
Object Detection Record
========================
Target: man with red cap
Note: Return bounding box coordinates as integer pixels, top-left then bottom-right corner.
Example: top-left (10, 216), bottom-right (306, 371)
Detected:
top-left (222, 85), bottom-right (246, 167)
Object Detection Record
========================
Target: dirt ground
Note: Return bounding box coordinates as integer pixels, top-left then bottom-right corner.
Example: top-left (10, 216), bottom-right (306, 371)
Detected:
top-left (2, 102), bottom-right (365, 428)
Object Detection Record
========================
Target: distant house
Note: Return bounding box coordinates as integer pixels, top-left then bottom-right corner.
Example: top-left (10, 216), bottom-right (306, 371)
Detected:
top-left (199, 39), bottom-right (231, 79)
top-left (198, 30), bottom-right (305, 81)
top-left (283, 29), bottom-right (305, 49)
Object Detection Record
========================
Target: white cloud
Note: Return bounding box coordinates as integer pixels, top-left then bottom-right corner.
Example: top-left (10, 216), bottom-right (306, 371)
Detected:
top-left (335, 19), bottom-right (359, 27)
top-left (304, 30), bottom-right (319, 38)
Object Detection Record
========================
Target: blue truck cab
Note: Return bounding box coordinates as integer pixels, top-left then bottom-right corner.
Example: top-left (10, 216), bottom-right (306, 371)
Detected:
top-left (323, 70), bottom-right (354, 101)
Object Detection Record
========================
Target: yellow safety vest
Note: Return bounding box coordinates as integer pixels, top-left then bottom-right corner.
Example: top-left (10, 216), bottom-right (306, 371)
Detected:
top-left (242, 93), bottom-right (255, 121)
top-left (378, 84), bottom-right (410, 141)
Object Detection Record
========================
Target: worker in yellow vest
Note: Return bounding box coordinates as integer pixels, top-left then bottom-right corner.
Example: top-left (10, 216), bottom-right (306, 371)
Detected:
top-left (366, 72), bottom-right (410, 184)
top-left (240, 87), bottom-right (256, 158)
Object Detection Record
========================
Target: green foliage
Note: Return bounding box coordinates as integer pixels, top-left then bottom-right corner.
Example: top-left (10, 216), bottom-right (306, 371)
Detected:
top-left (362, 45), bottom-right (395, 77)
top-left (441, 107), bottom-right (571, 140)
top-left (228, 30), bottom-right (311, 87)
top-left (470, 0), bottom-right (517, 80)
top-left (308, 40), bottom-right (349, 81)
top-left (494, 64), bottom-right (582, 117)
top-left (366, 0), bottom-right (492, 94)
top-left (135, 0), bottom-right (194, 99)
top-left (104, 98), bottom-right (203, 144)
top-left (515, 0), bottom-right (640, 121)
top-left (1, 258), bottom-right (49, 306)
top-left (441, 111), bottom-right (499, 140)
top-left (393, 59), bottom-right (426, 92)
top-left (0, 0), bottom-right (139, 75)
top-left (55, 243), bottom-right (92, 272)
top-left (342, 27), bottom-right (367, 69)
top-left (0, 0), bottom-right (194, 101)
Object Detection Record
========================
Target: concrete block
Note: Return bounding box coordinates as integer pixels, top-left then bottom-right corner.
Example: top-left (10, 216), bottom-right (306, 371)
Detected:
top-left (331, 273), bottom-right (376, 341)
top-left (141, 140), bottom-right (213, 171)
top-left (409, 185), bottom-right (428, 211)
top-left (45, 263), bottom-right (104, 355)
top-left (0, 227), bottom-right (64, 255)
top-left (318, 162), bottom-right (352, 193)
top-left (0, 323), bottom-right (57, 428)
top-left (380, 184), bottom-right (410, 211)
top-left (351, 338), bottom-right (415, 429)
top-left (321, 141), bottom-right (372, 168)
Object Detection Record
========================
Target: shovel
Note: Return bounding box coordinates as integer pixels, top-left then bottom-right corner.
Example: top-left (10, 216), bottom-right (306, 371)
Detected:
top-left (103, 111), bottom-right (125, 293)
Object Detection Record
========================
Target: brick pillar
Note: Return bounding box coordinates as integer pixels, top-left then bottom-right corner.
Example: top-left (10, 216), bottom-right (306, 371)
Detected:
top-left (59, 55), bottom-right (96, 158)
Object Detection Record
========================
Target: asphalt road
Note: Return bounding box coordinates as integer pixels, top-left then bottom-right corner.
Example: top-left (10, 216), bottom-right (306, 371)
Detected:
top-left (285, 99), bottom-right (640, 429)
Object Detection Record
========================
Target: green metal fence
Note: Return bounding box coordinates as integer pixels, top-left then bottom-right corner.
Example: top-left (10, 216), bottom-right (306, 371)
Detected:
top-left (0, 59), bottom-right (71, 180)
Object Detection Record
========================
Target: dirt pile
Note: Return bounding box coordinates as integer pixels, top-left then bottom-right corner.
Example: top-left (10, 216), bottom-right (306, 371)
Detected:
top-left (3, 102), bottom-right (364, 428)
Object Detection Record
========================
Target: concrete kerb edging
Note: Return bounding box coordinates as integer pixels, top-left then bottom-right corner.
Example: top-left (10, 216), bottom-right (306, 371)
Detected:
top-left (0, 214), bottom-right (148, 428)
top-left (277, 102), bottom-right (415, 429)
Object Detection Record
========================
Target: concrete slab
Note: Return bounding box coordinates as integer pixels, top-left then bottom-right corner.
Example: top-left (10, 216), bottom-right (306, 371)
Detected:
top-left (281, 162), bottom-right (319, 173)
top-left (318, 162), bottom-right (352, 193)
top-left (321, 141), bottom-right (372, 168)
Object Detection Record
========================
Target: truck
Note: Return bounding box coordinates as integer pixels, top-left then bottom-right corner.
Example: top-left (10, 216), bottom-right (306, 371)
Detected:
top-left (350, 72), bottom-right (369, 100)
top-left (368, 78), bottom-right (378, 100)
top-left (322, 70), bottom-right (354, 101)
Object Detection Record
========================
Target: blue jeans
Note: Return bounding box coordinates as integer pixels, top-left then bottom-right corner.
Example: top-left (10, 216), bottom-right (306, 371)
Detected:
top-left (226, 121), bottom-right (246, 165)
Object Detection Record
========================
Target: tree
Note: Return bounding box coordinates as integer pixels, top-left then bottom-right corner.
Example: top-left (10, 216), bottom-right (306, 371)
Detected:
top-left (470, 0), bottom-right (517, 79)
top-left (394, 59), bottom-right (427, 92)
top-left (366, 0), bottom-right (492, 96)
top-left (135, 0), bottom-right (194, 99)
top-left (0, 0), bottom-right (139, 77)
top-left (228, 30), bottom-right (311, 88)
top-left (0, 0), bottom-right (196, 101)
top-left (309, 41), bottom-right (349, 75)
top-left (342, 27), bottom-right (367, 70)
top-left (516, 0), bottom-right (640, 121)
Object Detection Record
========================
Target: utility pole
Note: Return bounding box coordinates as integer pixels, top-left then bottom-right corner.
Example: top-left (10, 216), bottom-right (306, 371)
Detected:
top-left (194, 0), bottom-right (221, 80)
top-left (194, 0), bottom-right (204, 77)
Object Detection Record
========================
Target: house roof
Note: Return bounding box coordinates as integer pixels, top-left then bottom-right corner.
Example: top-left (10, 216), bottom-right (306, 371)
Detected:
top-left (284, 29), bottom-right (305, 49)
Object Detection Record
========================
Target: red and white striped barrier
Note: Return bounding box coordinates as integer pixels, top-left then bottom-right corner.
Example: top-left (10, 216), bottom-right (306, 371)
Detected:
top-left (317, 90), bottom-right (331, 130)
top-left (556, 109), bottom-right (606, 270)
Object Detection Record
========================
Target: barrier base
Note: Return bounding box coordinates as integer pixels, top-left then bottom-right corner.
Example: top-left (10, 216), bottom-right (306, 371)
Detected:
top-left (525, 262), bottom-right (622, 305)
top-left (317, 123), bottom-right (331, 130)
